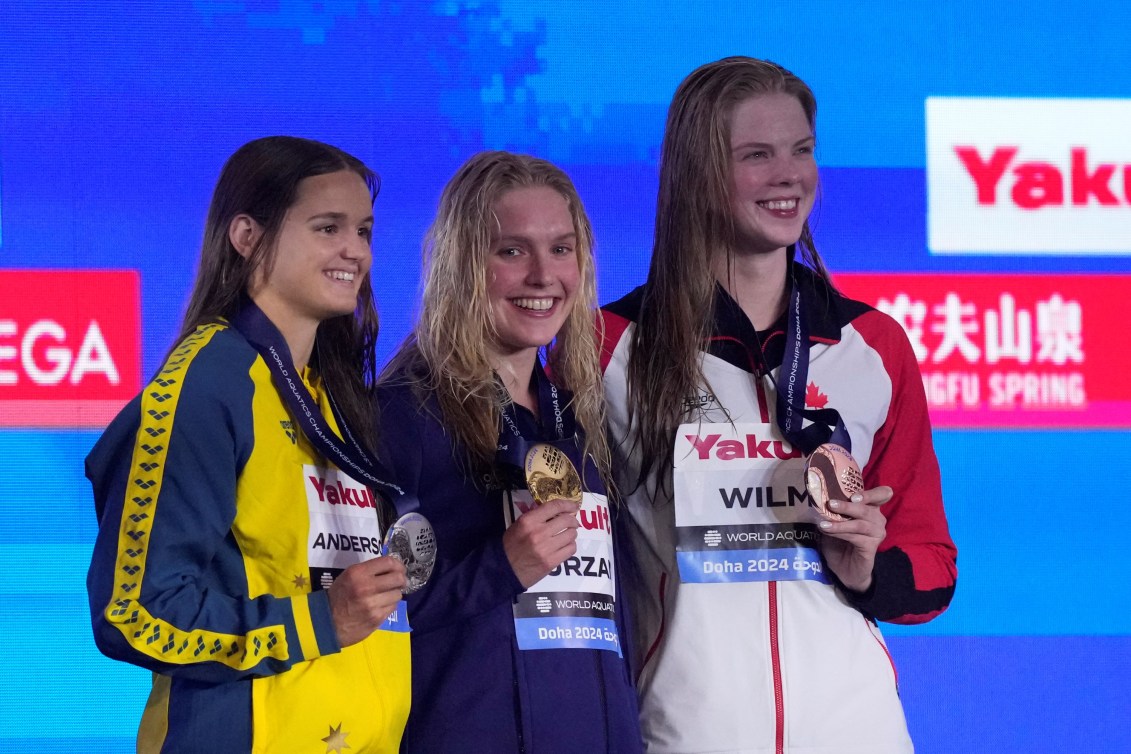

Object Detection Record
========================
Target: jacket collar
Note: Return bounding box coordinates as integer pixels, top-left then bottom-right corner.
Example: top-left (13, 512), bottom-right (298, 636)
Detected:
top-left (708, 260), bottom-right (843, 375)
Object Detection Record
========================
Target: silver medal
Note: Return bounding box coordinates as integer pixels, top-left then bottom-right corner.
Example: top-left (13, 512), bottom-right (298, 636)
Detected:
top-left (382, 512), bottom-right (437, 594)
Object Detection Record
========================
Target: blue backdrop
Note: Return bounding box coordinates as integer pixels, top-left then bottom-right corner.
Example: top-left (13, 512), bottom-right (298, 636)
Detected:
top-left (2, 2), bottom-right (1129, 751)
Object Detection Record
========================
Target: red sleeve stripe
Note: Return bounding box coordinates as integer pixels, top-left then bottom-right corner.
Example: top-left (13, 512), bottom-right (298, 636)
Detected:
top-left (598, 309), bottom-right (631, 375)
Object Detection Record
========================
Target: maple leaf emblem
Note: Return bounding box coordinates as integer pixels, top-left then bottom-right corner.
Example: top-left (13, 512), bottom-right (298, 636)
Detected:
top-left (805, 382), bottom-right (829, 409)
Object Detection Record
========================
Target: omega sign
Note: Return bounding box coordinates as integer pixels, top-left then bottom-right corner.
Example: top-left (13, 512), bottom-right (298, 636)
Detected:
top-left (0, 270), bottom-right (140, 427)
top-left (926, 97), bottom-right (1131, 254)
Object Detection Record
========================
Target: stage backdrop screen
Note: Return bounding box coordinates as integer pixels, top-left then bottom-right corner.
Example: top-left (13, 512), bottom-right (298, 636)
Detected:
top-left (1, 2), bottom-right (1128, 752)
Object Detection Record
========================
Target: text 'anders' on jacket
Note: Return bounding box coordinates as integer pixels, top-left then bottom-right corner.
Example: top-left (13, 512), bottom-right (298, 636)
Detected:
top-left (86, 323), bottom-right (410, 754)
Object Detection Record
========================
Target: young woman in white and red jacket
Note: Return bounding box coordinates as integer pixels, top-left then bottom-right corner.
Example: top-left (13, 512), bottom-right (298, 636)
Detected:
top-left (599, 56), bottom-right (958, 754)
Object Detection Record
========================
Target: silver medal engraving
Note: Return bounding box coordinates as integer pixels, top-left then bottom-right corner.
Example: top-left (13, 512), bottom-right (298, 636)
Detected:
top-left (383, 512), bottom-right (437, 594)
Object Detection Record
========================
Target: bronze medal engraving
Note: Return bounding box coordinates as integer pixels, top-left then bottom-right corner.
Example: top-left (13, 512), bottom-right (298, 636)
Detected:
top-left (804, 443), bottom-right (863, 522)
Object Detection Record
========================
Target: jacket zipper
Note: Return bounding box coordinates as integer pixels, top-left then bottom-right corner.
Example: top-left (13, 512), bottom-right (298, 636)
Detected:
top-left (757, 363), bottom-right (785, 754)
top-left (769, 581), bottom-right (784, 754)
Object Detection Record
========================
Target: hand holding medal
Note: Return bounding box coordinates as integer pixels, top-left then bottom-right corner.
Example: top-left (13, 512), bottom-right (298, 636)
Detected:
top-left (499, 444), bottom-right (583, 589)
top-left (805, 444), bottom-right (893, 593)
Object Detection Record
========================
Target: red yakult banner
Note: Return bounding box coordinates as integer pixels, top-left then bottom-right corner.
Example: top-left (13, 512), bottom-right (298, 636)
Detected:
top-left (0, 270), bottom-right (140, 427)
top-left (834, 273), bottom-right (1130, 428)
top-left (926, 97), bottom-right (1131, 255)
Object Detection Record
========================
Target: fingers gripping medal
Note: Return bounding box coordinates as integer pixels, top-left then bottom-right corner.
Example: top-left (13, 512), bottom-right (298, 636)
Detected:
top-left (382, 512), bottom-right (437, 594)
top-left (524, 443), bottom-right (583, 505)
top-left (804, 443), bottom-right (863, 522)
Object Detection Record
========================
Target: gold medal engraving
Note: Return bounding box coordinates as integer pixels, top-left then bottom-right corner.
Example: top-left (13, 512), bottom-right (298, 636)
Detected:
top-left (524, 443), bottom-right (582, 505)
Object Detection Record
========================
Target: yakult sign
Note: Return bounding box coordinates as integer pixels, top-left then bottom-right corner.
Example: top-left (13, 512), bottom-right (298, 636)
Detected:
top-left (0, 270), bottom-right (140, 427)
top-left (927, 97), bottom-right (1131, 254)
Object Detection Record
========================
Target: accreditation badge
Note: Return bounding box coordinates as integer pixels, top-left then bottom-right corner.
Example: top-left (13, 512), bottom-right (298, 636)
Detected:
top-left (672, 422), bottom-right (828, 584)
top-left (303, 464), bottom-right (410, 632)
top-left (505, 445), bottom-right (621, 654)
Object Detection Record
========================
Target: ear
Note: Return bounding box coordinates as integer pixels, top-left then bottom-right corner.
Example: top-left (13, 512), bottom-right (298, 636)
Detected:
top-left (229, 214), bottom-right (264, 258)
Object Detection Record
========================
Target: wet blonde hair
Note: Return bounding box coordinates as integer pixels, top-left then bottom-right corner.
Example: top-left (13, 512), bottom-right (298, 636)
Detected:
top-left (384, 151), bottom-right (610, 488)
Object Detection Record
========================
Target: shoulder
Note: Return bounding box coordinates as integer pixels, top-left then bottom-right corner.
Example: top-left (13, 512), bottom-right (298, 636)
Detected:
top-left (846, 306), bottom-right (918, 360)
top-left (598, 285), bottom-right (646, 373)
top-left (376, 371), bottom-right (443, 444)
top-left (85, 324), bottom-right (258, 511)
top-left (158, 324), bottom-right (259, 410)
top-left (376, 371), bottom-right (429, 416)
top-left (177, 323), bottom-right (258, 372)
top-left (600, 285), bottom-right (646, 324)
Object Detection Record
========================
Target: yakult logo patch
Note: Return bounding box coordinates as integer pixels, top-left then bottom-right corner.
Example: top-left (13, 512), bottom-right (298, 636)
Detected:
top-left (305, 465), bottom-right (382, 575)
top-left (926, 97), bottom-right (1131, 255)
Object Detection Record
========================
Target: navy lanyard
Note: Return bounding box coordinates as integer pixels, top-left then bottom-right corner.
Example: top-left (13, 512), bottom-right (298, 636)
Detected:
top-left (757, 254), bottom-right (852, 456)
top-left (228, 300), bottom-right (416, 516)
top-left (496, 358), bottom-right (578, 473)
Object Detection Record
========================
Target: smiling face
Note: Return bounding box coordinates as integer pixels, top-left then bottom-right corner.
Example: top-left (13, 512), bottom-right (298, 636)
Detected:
top-left (485, 185), bottom-right (581, 364)
top-left (728, 92), bottom-right (817, 257)
top-left (246, 169), bottom-right (374, 339)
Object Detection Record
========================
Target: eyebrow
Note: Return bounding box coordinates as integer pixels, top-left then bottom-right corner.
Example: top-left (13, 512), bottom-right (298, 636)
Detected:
top-left (305, 211), bottom-right (374, 224)
top-left (496, 231), bottom-right (577, 244)
top-left (731, 135), bottom-right (815, 152)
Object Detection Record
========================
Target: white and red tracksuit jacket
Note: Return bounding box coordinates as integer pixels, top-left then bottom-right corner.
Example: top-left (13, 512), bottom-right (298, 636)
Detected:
top-left (599, 263), bottom-right (957, 754)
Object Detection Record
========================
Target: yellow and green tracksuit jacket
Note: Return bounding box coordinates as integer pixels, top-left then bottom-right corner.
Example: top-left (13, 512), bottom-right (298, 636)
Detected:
top-left (86, 323), bottom-right (410, 753)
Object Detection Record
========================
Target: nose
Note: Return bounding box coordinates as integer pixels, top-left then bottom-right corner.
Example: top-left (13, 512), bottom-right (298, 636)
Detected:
top-left (770, 154), bottom-right (800, 186)
top-left (341, 229), bottom-right (372, 261)
top-left (524, 250), bottom-right (553, 286)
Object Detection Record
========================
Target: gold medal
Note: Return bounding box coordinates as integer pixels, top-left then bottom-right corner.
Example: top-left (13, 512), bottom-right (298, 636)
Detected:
top-left (804, 443), bottom-right (863, 522)
top-left (524, 443), bottom-right (582, 505)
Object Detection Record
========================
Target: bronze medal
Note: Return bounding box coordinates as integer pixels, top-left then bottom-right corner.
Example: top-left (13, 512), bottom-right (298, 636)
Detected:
top-left (804, 443), bottom-right (863, 522)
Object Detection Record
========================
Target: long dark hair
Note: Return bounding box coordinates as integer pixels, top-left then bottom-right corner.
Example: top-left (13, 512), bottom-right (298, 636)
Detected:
top-left (178, 135), bottom-right (382, 448)
top-left (627, 57), bottom-right (834, 490)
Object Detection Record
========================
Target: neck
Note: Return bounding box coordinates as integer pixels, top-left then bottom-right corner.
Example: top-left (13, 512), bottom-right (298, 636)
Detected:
top-left (252, 296), bottom-right (318, 372)
top-left (492, 348), bottom-right (539, 415)
top-left (713, 247), bottom-right (790, 330)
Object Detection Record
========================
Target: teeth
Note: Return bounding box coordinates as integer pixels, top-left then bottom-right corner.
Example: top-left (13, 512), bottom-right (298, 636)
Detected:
top-left (327, 271), bottom-right (355, 282)
top-left (758, 199), bottom-right (798, 211)
top-left (513, 298), bottom-right (553, 311)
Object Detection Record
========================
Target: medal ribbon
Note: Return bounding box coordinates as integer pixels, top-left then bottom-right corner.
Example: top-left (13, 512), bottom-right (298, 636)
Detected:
top-left (228, 299), bottom-right (417, 516)
top-left (764, 249), bottom-right (851, 455)
top-left (496, 357), bottom-right (578, 473)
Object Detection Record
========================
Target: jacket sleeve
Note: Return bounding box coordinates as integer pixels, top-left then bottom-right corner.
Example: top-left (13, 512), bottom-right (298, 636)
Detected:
top-left (377, 386), bottom-right (525, 635)
top-left (86, 330), bottom-right (340, 682)
top-left (845, 310), bottom-right (958, 624)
